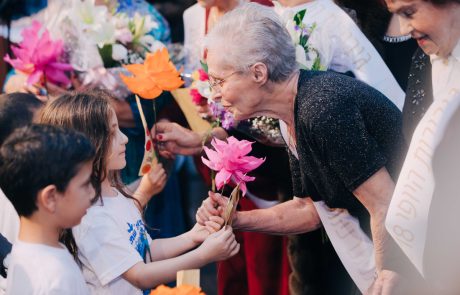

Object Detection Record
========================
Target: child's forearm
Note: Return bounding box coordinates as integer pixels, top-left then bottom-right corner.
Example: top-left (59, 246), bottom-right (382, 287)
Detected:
top-left (149, 231), bottom-right (198, 261)
top-left (123, 247), bottom-right (208, 289)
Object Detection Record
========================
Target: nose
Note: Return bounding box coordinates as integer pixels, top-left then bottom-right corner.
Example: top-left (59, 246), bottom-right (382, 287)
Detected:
top-left (398, 16), bottom-right (413, 36)
top-left (121, 130), bottom-right (129, 145)
top-left (211, 89), bottom-right (222, 102)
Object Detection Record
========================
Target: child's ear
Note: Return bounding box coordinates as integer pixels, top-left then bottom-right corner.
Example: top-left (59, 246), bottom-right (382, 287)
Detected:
top-left (37, 185), bottom-right (59, 213)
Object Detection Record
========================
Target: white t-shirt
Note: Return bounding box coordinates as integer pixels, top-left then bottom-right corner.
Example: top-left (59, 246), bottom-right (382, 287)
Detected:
top-left (273, 0), bottom-right (405, 110)
top-left (0, 189), bottom-right (19, 243)
top-left (73, 190), bottom-right (152, 295)
top-left (0, 189), bottom-right (19, 295)
top-left (6, 241), bottom-right (89, 295)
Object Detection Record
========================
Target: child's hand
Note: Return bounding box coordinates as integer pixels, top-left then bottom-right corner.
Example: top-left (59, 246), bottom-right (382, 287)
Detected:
top-left (134, 163), bottom-right (167, 208)
top-left (197, 226), bottom-right (240, 263)
top-left (187, 216), bottom-right (225, 245)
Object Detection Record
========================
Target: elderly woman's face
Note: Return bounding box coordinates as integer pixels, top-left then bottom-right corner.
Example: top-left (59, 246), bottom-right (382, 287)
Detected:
top-left (206, 49), bottom-right (262, 120)
top-left (386, 0), bottom-right (460, 57)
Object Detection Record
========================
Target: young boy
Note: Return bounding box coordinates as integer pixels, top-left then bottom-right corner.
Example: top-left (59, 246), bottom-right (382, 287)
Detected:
top-left (0, 124), bottom-right (95, 294)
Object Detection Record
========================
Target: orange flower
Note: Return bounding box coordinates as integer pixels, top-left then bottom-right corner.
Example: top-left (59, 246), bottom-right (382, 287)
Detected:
top-left (120, 48), bottom-right (184, 99)
top-left (150, 285), bottom-right (205, 295)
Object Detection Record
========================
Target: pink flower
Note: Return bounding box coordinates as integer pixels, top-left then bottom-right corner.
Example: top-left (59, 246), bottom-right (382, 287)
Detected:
top-left (3, 21), bottom-right (73, 86)
top-left (198, 68), bottom-right (209, 81)
top-left (202, 136), bottom-right (265, 195)
top-left (190, 88), bottom-right (205, 105)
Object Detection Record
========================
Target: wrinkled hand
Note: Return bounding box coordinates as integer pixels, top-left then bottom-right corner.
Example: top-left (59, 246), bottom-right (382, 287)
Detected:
top-left (153, 122), bottom-right (203, 156)
top-left (197, 226), bottom-right (240, 263)
top-left (366, 270), bottom-right (403, 295)
top-left (196, 192), bottom-right (229, 225)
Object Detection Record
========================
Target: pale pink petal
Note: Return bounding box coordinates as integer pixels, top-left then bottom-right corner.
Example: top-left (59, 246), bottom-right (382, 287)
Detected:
top-left (215, 169), bottom-right (232, 190)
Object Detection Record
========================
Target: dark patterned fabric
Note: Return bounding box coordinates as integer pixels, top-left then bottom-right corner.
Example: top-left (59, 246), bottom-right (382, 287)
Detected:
top-left (402, 47), bottom-right (434, 143)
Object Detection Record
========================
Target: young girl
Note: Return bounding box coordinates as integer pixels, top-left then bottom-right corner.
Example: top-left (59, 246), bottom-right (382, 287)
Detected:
top-left (39, 90), bottom-right (239, 294)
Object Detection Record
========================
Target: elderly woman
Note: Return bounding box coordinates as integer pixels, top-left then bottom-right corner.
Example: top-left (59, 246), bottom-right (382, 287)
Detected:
top-left (157, 2), bottom-right (409, 293)
top-left (384, 0), bottom-right (460, 292)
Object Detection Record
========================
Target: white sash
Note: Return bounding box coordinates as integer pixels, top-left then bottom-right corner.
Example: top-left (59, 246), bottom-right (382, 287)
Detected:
top-left (280, 120), bottom-right (376, 292)
top-left (385, 92), bottom-right (460, 275)
top-left (313, 201), bottom-right (375, 292)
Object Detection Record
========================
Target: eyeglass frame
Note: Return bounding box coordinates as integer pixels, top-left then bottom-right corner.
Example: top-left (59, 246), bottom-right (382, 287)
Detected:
top-left (208, 70), bottom-right (243, 92)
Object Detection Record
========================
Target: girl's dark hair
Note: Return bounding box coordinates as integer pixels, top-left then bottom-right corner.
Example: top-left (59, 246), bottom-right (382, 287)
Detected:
top-left (39, 89), bottom-right (141, 261)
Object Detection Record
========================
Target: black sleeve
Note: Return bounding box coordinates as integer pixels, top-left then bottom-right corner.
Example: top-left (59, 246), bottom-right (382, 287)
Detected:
top-left (288, 150), bottom-right (304, 197)
top-left (308, 90), bottom-right (387, 192)
top-left (0, 233), bottom-right (12, 278)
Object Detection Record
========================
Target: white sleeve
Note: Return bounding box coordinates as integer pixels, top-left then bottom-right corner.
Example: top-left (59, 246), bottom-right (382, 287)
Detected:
top-left (74, 214), bottom-right (142, 286)
top-left (327, 12), bottom-right (405, 110)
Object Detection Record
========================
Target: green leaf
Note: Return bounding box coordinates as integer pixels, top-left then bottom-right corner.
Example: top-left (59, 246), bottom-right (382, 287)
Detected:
top-left (293, 9), bottom-right (306, 26)
top-left (98, 44), bottom-right (119, 68)
top-left (311, 57), bottom-right (322, 71)
top-left (200, 60), bottom-right (209, 73)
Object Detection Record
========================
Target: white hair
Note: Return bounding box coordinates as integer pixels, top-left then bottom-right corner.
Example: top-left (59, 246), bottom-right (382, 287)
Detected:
top-left (204, 2), bottom-right (297, 82)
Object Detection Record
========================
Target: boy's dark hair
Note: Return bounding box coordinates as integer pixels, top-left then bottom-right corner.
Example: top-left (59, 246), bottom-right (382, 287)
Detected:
top-left (0, 93), bottom-right (43, 146)
top-left (0, 124), bottom-right (95, 217)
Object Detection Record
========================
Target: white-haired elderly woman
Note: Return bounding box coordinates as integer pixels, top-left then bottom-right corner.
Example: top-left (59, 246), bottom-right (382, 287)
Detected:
top-left (156, 2), bottom-right (409, 293)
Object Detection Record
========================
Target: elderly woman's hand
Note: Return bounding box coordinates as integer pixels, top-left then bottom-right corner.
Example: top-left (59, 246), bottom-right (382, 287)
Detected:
top-left (366, 270), bottom-right (403, 295)
top-left (196, 192), bottom-right (229, 226)
top-left (153, 121), bottom-right (204, 156)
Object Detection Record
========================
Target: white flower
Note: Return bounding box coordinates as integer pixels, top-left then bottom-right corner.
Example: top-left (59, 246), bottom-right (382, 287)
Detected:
top-left (113, 13), bottom-right (133, 44)
top-left (139, 35), bottom-right (164, 53)
top-left (295, 44), bottom-right (309, 69)
top-left (285, 19), bottom-right (300, 43)
top-left (69, 0), bottom-right (115, 47)
top-left (132, 13), bottom-right (159, 41)
top-left (112, 44), bottom-right (128, 61)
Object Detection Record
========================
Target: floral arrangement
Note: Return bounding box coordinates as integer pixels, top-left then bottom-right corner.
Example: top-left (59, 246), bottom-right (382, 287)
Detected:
top-left (120, 47), bottom-right (183, 176)
top-left (3, 20), bottom-right (73, 88)
top-left (150, 285), bottom-right (205, 295)
top-left (202, 136), bottom-right (265, 225)
top-left (68, 0), bottom-right (162, 67)
top-left (189, 65), bottom-right (234, 130)
top-left (285, 9), bottom-right (324, 71)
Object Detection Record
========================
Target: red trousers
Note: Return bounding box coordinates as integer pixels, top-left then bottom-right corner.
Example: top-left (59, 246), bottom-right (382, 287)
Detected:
top-left (217, 197), bottom-right (291, 295)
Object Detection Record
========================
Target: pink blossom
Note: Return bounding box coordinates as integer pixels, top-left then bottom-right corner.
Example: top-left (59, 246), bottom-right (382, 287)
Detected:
top-left (198, 68), bottom-right (209, 81)
top-left (202, 136), bottom-right (265, 195)
top-left (190, 88), bottom-right (205, 105)
top-left (3, 21), bottom-right (73, 86)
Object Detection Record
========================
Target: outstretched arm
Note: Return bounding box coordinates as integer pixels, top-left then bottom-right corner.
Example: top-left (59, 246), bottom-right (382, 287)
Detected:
top-left (197, 192), bottom-right (321, 235)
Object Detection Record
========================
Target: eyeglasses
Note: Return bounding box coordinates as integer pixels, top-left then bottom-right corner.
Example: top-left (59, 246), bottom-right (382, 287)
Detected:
top-left (208, 71), bottom-right (241, 92)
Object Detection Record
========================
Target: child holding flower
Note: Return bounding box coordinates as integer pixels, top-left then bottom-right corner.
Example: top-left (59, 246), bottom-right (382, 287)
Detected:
top-left (39, 90), bottom-right (239, 295)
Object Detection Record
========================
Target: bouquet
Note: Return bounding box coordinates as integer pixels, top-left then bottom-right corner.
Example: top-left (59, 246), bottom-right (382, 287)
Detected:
top-left (202, 136), bottom-right (265, 225)
top-left (189, 64), bottom-right (235, 130)
top-left (64, 0), bottom-right (166, 99)
top-left (285, 9), bottom-right (324, 71)
top-left (3, 20), bottom-right (73, 93)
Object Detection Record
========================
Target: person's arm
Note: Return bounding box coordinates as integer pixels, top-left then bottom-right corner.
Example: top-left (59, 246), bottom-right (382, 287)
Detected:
top-left (234, 197), bottom-right (321, 235)
top-left (154, 121), bottom-right (228, 156)
top-left (122, 227), bottom-right (239, 289)
top-left (353, 167), bottom-right (395, 272)
top-left (149, 218), bottom-right (223, 261)
top-left (197, 192), bottom-right (321, 235)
